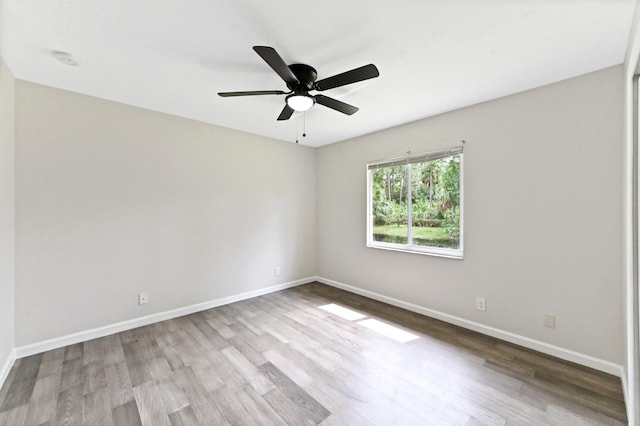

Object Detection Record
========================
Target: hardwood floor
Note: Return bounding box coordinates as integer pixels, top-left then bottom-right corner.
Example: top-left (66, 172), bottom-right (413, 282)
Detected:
top-left (0, 282), bottom-right (627, 425)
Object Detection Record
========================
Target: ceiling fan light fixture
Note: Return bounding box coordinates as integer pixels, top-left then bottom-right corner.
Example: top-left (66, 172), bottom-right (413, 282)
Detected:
top-left (218, 46), bottom-right (379, 121)
top-left (286, 94), bottom-right (315, 112)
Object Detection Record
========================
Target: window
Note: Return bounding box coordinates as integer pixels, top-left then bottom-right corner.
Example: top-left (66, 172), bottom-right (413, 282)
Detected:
top-left (367, 147), bottom-right (463, 258)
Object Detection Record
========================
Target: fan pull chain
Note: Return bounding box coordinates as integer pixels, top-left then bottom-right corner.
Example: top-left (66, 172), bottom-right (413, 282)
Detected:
top-left (295, 112), bottom-right (308, 144)
top-left (303, 112), bottom-right (306, 138)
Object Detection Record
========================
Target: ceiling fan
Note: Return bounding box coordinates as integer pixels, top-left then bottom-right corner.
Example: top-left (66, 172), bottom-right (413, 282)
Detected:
top-left (218, 46), bottom-right (380, 121)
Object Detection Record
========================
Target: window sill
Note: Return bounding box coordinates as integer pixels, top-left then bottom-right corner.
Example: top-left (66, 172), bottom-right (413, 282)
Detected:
top-left (367, 242), bottom-right (464, 260)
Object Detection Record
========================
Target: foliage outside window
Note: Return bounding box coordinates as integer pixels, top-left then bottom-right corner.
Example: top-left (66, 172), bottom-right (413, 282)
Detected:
top-left (367, 147), bottom-right (463, 258)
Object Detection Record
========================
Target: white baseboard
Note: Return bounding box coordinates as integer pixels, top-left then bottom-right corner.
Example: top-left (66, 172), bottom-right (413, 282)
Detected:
top-left (315, 276), bottom-right (624, 377)
top-left (621, 371), bottom-right (631, 423)
top-left (0, 348), bottom-right (16, 390)
top-left (15, 277), bottom-right (313, 359)
top-left (12, 275), bottom-right (625, 378)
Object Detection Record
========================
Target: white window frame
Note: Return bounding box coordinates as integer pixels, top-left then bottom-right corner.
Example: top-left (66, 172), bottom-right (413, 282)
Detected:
top-left (366, 147), bottom-right (464, 259)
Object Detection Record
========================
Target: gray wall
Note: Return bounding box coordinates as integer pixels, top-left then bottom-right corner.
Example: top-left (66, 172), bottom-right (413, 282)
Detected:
top-left (0, 57), bottom-right (15, 374)
top-left (317, 65), bottom-right (624, 364)
top-left (5, 63), bottom-right (627, 374)
top-left (14, 82), bottom-right (316, 346)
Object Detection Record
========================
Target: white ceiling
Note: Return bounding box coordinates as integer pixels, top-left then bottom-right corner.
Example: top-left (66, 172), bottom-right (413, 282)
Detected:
top-left (0, 0), bottom-right (635, 147)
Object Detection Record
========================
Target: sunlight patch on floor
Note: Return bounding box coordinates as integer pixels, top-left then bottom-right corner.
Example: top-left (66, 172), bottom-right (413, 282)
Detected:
top-left (319, 303), bottom-right (366, 321)
top-left (319, 303), bottom-right (419, 343)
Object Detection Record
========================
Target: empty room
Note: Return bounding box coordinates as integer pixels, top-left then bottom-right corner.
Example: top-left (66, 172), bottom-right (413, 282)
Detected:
top-left (2, 0), bottom-right (640, 424)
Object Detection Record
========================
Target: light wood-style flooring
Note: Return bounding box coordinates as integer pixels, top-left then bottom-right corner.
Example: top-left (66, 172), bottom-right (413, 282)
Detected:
top-left (0, 282), bottom-right (627, 425)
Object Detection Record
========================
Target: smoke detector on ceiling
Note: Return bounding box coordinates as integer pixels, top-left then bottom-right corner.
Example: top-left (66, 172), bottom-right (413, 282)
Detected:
top-left (53, 51), bottom-right (79, 66)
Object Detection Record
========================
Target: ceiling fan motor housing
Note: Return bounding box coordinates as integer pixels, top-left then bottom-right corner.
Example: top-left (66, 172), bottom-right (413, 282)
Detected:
top-left (288, 64), bottom-right (317, 91)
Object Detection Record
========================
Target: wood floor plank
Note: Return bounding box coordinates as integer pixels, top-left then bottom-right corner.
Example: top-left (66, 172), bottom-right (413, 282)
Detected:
top-left (112, 400), bottom-right (142, 426)
top-left (312, 345), bottom-right (472, 425)
top-left (187, 314), bottom-right (230, 350)
top-left (63, 344), bottom-right (83, 363)
top-left (54, 384), bottom-right (83, 426)
top-left (520, 382), bottom-right (626, 425)
top-left (83, 362), bottom-right (107, 395)
top-left (83, 334), bottom-right (126, 368)
top-left (187, 361), bottom-right (225, 394)
top-left (305, 381), bottom-right (411, 426)
top-left (534, 369), bottom-right (626, 421)
top-left (263, 349), bottom-right (313, 387)
top-left (167, 329), bottom-right (208, 368)
top-left (59, 358), bottom-right (83, 392)
top-left (259, 362), bottom-right (330, 424)
top-left (83, 386), bottom-right (113, 426)
top-left (101, 334), bottom-right (127, 366)
top-left (170, 366), bottom-right (226, 425)
top-left (319, 413), bottom-right (373, 426)
top-left (210, 387), bottom-right (262, 426)
top-left (122, 358), bottom-right (152, 389)
top-left (36, 348), bottom-right (64, 380)
top-left (221, 346), bottom-right (274, 395)
top-left (153, 329), bottom-right (187, 373)
top-left (545, 404), bottom-right (624, 426)
top-left (0, 403), bottom-right (28, 426)
top-left (0, 353), bottom-right (42, 412)
top-left (236, 315), bottom-right (265, 336)
top-left (227, 335), bottom-right (269, 367)
top-left (194, 351), bottom-right (246, 394)
top-left (168, 404), bottom-right (198, 426)
top-left (133, 380), bottom-right (171, 426)
top-left (24, 372), bottom-right (60, 425)
top-left (0, 377), bottom-right (38, 412)
top-left (0, 282), bottom-right (627, 424)
top-left (206, 316), bottom-right (236, 340)
top-left (146, 357), bottom-right (173, 382)
top-left (155, 380), bottom-right (189, 415)
top-left (205, 306), bottom-right (235, 326)
top-left (236, 385), bottom-right (288, 426)
top-left (105, 361), bottom-right (135, 408)
top-left (83, 338), bottom-right (108, 367)
top-left (498, 341), bottom-right (620, 385)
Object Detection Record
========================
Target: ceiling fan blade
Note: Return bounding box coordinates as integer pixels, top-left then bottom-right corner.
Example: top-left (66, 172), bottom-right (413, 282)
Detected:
top-left (253, 46), bottom-right (299, 86)
top-left (218, 90), bottom-right (287, 97)
top-left (314, 64), bottom-right (379, 91)
top-left (315, 94), bottom-right (359, 115)
top-left (277, 104), bottom-right (295, 121)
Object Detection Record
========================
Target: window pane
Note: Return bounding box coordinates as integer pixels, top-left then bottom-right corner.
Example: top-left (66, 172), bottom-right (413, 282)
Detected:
top-left (411, 155), bottom-right (460, 249)
top-left (371, 166), bottom-right (408, 244)
top-left (367, 147), bottom-right (462, 258)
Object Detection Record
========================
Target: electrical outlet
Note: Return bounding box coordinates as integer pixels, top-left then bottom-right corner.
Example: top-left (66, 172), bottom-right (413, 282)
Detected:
top-left (275, 266), bottom-right (281, 277)
top-left (544, 313), bottom-right (556, 328)
top-left (138, 292), bottom-right (148, 305)
top-left (476, 296), bottom-right (486, 311)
